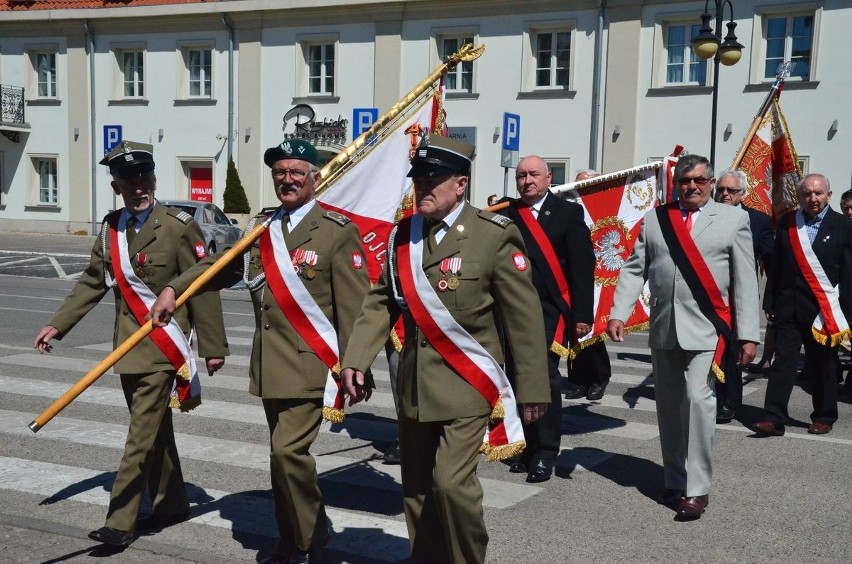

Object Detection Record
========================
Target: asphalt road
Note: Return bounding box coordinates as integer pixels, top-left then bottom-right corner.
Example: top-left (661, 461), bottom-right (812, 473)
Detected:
top-left (0, 232), bottom-right (850, 563)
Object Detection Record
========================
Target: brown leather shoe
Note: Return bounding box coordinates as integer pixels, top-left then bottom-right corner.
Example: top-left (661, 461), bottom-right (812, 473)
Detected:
top-left (656, 488), bottom-right (685, 506)
top-left (751, 420), bottom-right (784, 436)
top-left (676, 495), bottom-right (709, 520)
top-left (808, 422), bottom-right (832, 435)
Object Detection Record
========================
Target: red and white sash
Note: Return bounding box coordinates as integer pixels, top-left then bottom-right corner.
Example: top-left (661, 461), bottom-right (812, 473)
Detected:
top-left (396, 214), bottom-right (525, 461)
top-left (787, 212), bottom-right (850, 346)
top-left (516, 206), bottom-right (575, 358)
top-left (258, 215), bottom-right (345, 422)
top-left (109, 213), bottom-right (201, 411)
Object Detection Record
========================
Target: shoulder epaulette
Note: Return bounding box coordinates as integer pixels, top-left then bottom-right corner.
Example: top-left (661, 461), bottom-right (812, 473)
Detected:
top-left (323, 210), bottom-right (351, 226)
top-left (478, 210), bottom-right (513, 228)
top-left (165, 207), bottom-right (194, 224)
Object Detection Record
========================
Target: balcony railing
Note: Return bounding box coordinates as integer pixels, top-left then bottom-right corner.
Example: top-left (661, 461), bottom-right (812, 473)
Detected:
top-left (1, 85), bottom-right (26, 125)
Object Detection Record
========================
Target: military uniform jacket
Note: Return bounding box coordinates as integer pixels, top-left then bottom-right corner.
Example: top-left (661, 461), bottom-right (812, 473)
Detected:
top-left (48, 202), bottom-right (230, 373)
top-left (169, 203), bottom-right (370, 399)
top-left (343, 204), bottom-right (550, 422)
top-left (498, 194), bottom-right (595, 341)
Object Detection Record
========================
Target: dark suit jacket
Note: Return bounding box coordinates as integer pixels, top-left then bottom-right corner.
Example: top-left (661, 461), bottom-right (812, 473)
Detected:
top-left (744, 205), bottom-right (774, 272)
top-left (498, 192), bottom-right (595, 343)
top-left (765, 207), bottom-right (852, 328)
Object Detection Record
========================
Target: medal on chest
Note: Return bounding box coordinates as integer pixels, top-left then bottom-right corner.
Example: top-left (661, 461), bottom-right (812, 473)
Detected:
top-left (291, 248), bottom-right (318, 279)
top-left (438, 256), bottom-right (462, 292)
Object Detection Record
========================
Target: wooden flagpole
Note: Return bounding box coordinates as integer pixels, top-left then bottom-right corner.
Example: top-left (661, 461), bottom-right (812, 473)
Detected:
top-left (730, 61), bottom-right (793, 170)
top-left (29, 43), bottom-right (486, 433)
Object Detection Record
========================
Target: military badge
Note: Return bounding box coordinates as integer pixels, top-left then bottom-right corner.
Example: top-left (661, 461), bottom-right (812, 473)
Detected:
top-left (512, 253), bottom-right (528, 271)
top-left (291, 248), bottom-right (318, 278)
top-left (352, 253), bottom-right (363, 269)
top-left (440, 257), bottom-right (462, 291)
top-left (194, 242), bottom-right (207, 259)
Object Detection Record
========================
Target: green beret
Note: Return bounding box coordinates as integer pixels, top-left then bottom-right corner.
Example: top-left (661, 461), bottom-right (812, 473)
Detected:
top-left (100, 140), bottom-right (155, 179)
top-left (263, 139), bottom-right (319, 168)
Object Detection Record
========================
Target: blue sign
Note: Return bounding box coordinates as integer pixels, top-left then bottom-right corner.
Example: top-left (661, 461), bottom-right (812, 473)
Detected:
top-left (502, 112), bottom-right (520, 151)
top-left (103, 125), bottom-right (122, 155)
top-left (352, 108), bottom-right (378, 140)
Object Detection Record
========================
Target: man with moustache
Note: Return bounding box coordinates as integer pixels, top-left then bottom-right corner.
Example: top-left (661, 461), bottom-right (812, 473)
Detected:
top-left (339, 135), bottom-right (550, 563)
top-left (150, 139), bottom-right (370, 563)
top-left (496, 158), bottom-right (595, 483)
top-left (33, 141), bottom-right (229, 547)
top-left (713, 169), bottom-right (775, 422)
top-left (752, 174), bottom-right (852, 436)
top-left (607, 154), bottom-right (759, 520)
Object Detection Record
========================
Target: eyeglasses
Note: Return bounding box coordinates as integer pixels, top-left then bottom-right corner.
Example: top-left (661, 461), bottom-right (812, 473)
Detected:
top-left (271, 168), bottom-right (309, 180)
top-left (716, 186), bottom-right (744, 194)
top-left (678, 176), bottom-right (713, 187)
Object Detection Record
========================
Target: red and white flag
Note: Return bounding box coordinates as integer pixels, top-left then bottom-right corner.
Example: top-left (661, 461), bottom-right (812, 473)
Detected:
top-left (737, 95), bottom-right (802, 218)
top-left (554, 163), bottom-right (664, 348)
top-left (318, 89), bottom-right (445, 284)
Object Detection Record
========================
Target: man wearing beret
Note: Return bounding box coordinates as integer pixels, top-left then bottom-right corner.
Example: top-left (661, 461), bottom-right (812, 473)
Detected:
top-left (33, 140), bottom-right (229, 547)
top-left (339, 134), bottom-right (550, 563)
top-left (150, 138), bottom-right (370, 563)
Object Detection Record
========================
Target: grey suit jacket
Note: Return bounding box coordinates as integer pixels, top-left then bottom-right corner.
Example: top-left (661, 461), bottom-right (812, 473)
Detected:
top-left (610, 200), bottom-right (760, 350)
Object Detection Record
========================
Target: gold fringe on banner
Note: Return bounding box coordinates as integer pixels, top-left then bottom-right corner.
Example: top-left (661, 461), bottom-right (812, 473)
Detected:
top-left (489, 398), bottom-right (505, 423)
top-left (711, 363), bottom-right (725, 384)
top-left (176, 362), bottom-right (191, 381)
top-left (322, 406), bottom-right (345, 423)
top-left (170, 394), bottom-right (201, 412)
top-left (550, 341), bottom-right (575, 360)
top-left (482, 440), bottom-right (526, 462)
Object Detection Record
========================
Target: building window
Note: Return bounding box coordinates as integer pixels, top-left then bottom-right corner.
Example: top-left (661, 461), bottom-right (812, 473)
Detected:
top-left (545, 160), bottom-right (568, 186)
top-left (533, 31), bottom-right (571, 88)
top-left (35, 52), bottom-right (57, 98)
top-left (440, 36), bottom-right (474, 93)
top-left (187, 48), bottom-right (212, 97)
top-left (665, 23), bottom-right (707, 85)
top-left (34, 157), bottom-right (58, 205)
top-left (121, 50), bottom-right (144, 97)
top-left (307, 43), bottom-right (335, 95)
top-left (764, 14), bottom-right (814, 80)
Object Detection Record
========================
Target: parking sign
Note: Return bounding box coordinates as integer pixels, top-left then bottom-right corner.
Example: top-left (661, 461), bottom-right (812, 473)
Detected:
top-left (352, 108), bottom-right (379, 140)
top-left (502, 113), bottom-right (520, 151)
top-left (103, 125), bottom-right (122, 156)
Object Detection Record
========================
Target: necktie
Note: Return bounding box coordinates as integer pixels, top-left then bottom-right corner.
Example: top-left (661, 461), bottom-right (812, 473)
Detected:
top-left (126, 216), bottom-right (137, 245)
top-left (427, 220), bottom-right (443, 253)
top-left (684, 209), bottom-right (694, 231)
top-left (281, 213), bottom-right (290, 235)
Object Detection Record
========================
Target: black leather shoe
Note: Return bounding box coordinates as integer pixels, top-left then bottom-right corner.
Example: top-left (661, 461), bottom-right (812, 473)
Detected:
top-left (526, 457), bottom-right (555, 483)
top-left (136, 511), bottom-right (191, 531)
top-left (382, 440), bottom-right (401, 465)
top-left (586, 382), bottom-right (608, 401)
top-left (676, 495), bottom-right (709, 520)
top-left (716, 404), bottom-right (735, 423)
top-left (88, 526), bottom-right (134, 547)
top-left (288, 546), bottom-right (323, 564)
top-left (564, 384), bottom-right (588, 400)
top-left (508, 457), bottom-right (528, 473)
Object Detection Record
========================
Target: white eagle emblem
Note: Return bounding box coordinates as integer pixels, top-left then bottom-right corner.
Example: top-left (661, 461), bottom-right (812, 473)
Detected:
top-left (594, 230), bottom-right (625, 272)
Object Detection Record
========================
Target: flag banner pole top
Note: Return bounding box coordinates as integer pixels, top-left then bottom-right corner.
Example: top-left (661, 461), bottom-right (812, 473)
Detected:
top-left (316, 43), bottom-right (485, 193)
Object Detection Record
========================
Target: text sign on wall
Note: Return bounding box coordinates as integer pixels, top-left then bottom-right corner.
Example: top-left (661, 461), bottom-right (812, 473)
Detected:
top-left (189, 167), bottom-right (213, 203)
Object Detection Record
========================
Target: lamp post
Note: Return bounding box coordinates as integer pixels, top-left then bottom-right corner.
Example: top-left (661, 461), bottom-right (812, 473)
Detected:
top-left (692, 0), bottom-right (744, 169)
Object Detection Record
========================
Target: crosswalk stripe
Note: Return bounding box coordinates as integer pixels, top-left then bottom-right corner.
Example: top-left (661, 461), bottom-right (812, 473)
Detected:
top-left (0, 409), bottom-right (545, 509)
top-left (0, 456), bottom-right (410, 561)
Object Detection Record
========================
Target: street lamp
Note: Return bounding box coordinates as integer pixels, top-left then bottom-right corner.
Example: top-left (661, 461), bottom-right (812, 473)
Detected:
top-left (692, 0), bottom-right (744, 168)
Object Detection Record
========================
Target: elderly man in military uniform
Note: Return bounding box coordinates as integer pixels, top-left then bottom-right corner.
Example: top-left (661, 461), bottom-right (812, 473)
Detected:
top-left (33, 141), bottom-right (229, 547)
top-left (150, 139), bottom-right (370, 564)
top-left (339, 135), bottom-right (550, 563)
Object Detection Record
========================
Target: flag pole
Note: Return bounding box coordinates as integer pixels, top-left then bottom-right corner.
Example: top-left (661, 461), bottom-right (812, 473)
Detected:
top-left (28, 44), bottom-right (486, 433)
top-left (730, 61), bottom-right (793, 170)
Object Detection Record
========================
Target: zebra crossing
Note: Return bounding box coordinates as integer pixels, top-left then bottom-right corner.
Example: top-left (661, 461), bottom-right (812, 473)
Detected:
top-left (0, 325), bottom-right (778, 562)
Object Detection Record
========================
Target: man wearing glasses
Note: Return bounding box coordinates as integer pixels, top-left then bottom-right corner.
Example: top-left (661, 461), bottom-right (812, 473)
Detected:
top-left (607, 154), bottom-right (759, 520)
top-left (713, 170), bottom-right (775, 422)
top-left (151, 139), bottom-right (370, 563)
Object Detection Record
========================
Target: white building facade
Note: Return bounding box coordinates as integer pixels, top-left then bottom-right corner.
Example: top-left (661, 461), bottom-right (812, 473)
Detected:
top-left (0, 0), bottom-right (849, 234)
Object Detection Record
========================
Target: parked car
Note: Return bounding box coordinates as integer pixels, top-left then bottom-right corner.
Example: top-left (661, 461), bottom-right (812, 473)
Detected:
top-left (159, 200), bottom-right (243, 255)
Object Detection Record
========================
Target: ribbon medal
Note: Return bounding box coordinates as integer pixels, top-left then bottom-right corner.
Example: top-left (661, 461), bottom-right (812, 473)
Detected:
top-left (291, 248), bottom-right (318, 279)
top-left (439, 257), bottom-right (462, 292)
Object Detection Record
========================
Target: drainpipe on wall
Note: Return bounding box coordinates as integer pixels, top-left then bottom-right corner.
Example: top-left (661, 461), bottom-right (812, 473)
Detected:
top-left (83, 19), bottom-right (97, 235)
top-left (589, 0), bottom-right (606, 171)
top-left (221, 14), bottom-right (235, 163)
